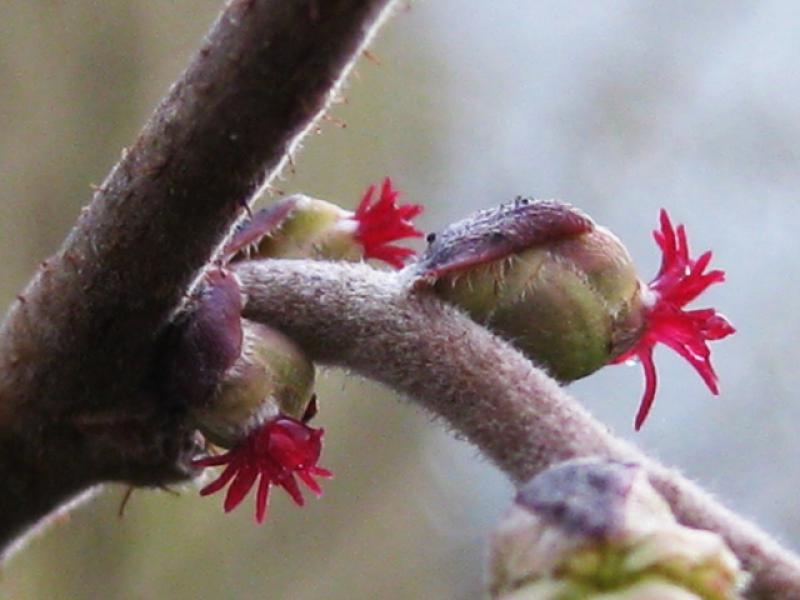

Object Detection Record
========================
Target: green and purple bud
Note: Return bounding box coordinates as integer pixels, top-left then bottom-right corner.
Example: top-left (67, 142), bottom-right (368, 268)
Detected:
top-left (488, 459), bottom-right (744, 599)
top-left (190, 317), bottom-right (316, 448)
top-left (162, 271), bottom-right (316, 445)
top-left (224, 178), bottom-right (423, 268)
top-left (163, 271), bottom-right (330, 523)
top-left (413, 199), bottom-right (734, 428)
top-left (413, 199), bottom-right (646, 382)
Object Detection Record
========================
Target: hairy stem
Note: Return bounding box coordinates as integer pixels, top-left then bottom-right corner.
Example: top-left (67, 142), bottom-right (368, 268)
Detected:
top-left (0, 0), bottom-right (394, 556)
top-left (236, 259), bottom-right (800, 600)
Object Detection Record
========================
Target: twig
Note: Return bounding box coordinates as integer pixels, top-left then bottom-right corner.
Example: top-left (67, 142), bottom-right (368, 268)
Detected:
top-left (235, 258), bottom-right (800, 600)
top-left (0, 0), bottom-right (395, 555)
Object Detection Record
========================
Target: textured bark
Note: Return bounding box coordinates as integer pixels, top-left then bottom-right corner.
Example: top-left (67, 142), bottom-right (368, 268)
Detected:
top-left (236, 259), bottom-right (800, 600)
top-left (0, 0), bottom-right (394, 554)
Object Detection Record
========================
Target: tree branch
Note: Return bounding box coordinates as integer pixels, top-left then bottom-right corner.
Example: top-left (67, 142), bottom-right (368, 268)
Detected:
top-left (0, 2), bottom-right (793, 598)
top-left (235, 258), bottom-right (800, 600)
top-left (0, 0), bottom-right (394, 555)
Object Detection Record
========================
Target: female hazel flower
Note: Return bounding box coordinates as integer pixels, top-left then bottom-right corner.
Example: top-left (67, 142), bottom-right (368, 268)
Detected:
top-left (193, 415), bottom-right (332, 523)
top-left (611, 210), bottom-right (735, 430)
top-left (224, 177), bottom-right (423, 268)
top-left (174, 179), bottom-right (421, 522)
top-left (352, 178), bottom-right (424, 267)
top-left (163, 271), bottom-right (331, 522)
top-left (185, 311), bottom-right (333, 522)
top-left (414, 199), bottom-right (734, 429)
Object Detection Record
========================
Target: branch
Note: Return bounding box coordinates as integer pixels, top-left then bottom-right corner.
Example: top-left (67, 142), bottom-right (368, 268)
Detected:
top-left (0, 0), bottom-right (395, 554)
top-left (235, 259), bottom-right (800, 600)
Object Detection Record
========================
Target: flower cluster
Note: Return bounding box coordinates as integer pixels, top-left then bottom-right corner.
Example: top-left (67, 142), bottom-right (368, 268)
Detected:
top-left (353, 177), bottom-right (424, 268)
top-left (191, 177), bottom-right (423, 523)
top-left (193, 416), bottom-right (332, 523)
top-left (192, 191), bottom-right (734, 526)
top-left (612, 210), bottom-right (735, 430)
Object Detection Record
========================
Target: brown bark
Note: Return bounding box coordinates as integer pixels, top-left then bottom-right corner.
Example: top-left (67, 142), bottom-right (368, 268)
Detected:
top-left (0, 0), bottom-right (394, 554)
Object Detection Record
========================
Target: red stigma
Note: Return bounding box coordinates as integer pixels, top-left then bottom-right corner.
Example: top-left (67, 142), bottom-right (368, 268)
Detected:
top-left (612, 210), bottom-right (735, 430)
top-left (354, 177), bottom-right (423, 268)
top-left (193, 416), bottom-right (332, 523)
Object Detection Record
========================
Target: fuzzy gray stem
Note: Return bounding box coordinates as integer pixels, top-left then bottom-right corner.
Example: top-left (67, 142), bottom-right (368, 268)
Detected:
top-left (0, 0), bottom-right (394, 556)
top-left (235, 258), bottom-right (800, 600)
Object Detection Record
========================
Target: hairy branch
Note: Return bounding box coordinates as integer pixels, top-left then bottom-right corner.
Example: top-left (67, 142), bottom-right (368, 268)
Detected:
top-left (236, 259), bottom-right (800, 600)
top-left (0, 0), bottom-right (394, 554)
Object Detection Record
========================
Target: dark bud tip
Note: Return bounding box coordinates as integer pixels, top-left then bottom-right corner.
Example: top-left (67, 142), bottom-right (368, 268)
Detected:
top-left (161, 271), bottom-right (244, 409)
top-left (516, 459), bottom-right (641, 541)
top-left (413, 198), bottom-right (594, 284)
top-left (222, 196), bottom-right (300, 263)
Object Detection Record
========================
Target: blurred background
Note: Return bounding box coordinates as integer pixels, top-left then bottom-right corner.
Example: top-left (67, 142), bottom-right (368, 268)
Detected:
top-left (1, 1), bottom-right (799, 598)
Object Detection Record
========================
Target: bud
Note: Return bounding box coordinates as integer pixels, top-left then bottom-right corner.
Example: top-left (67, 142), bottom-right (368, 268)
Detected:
top-left (225, 177), bottom-right (423, 268)
top-left (189, 319), bottom-right (331, 523)
top-left (230, 195), bottom-right (359, 262)
top-left (414, 199), bottom-right (646, 381)
top-left (162, 270), bottom-right (330, 522)
top-left (191, 318), bottom-right (316, 448)
top-left (488, 459), bottom-right (744, 599)
top-left (414, 200), bottom-right (734, 428)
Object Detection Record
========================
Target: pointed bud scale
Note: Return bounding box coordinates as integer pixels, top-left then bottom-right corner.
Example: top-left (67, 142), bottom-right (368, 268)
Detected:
top-left (488, 459), bottom-right (744, 599)
top-left (225, 177), bottom-right (423, 268)
top-left (162, 270), bottom-right (246, 411)
top-left (414, 199), bottom-right (646, 382)
top-left (416, 198), bottom-right (594, 280)
top-left (222, 196), bottom-right (301, 261)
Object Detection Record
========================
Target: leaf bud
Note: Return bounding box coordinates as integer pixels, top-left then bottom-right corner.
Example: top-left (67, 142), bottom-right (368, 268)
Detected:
top-left (414, 199), bottom-right (645, 381)
top-left (191, 318), bottom-right (316, 448)
top-left (225, 178), bottom-right (423, 268)
top-left (488, 459), bottom-right (744, 599)
top-left (161, 270), bottom-right (316, 448)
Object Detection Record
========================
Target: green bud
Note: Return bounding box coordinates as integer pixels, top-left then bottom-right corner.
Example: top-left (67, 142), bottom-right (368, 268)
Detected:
top-left (191, 319), bottom-right (316, 448)
top-left (225, 179), bottom-right (423, 268)
top-left (414, 199), bottom-right (646, 381)
top-left (237, 195), bottom-right (363, 262)
top-left (488, 460), bottom-right (744, 600)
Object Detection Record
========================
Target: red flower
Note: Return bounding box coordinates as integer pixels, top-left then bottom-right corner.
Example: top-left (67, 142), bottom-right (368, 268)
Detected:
top-left (353, 177), bottom-right (424, 268)
top-left (612, 210), bottom-right (736, 430)
top-left (193, 416), bottom-right (332, 523)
